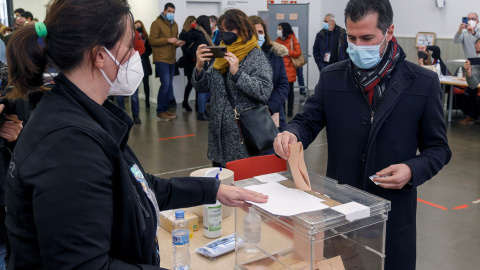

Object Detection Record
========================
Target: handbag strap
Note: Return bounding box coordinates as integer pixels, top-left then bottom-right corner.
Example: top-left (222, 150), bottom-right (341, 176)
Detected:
top-left (223, 73), bottom-right (239, 117)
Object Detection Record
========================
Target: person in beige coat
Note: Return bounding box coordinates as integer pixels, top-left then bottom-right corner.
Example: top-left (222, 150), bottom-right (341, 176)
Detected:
top-left (149, 2), bottom-right (184, 120)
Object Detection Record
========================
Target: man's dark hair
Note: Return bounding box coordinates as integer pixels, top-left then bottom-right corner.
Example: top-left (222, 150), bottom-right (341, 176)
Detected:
top-left (164, 3), bottom-right (175, 11)
top-left (344, 0), bottom-right (393, 33)
top-left (13, 8), bottom-right (24, 14)
top-left (209, 15), bottom-right (218, 23)
top-left (475, 38), bottom-right (480, 46)
top-left (21, 11), bottom-right (33, 21)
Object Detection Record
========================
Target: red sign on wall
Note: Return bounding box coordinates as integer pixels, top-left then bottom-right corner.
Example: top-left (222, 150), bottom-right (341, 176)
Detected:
top-left (268, 0), bottom-right (274, 3)
top-left (290, 1), bottom-right (297, 3)
top-left (282, 1), bottom-right (289, 3)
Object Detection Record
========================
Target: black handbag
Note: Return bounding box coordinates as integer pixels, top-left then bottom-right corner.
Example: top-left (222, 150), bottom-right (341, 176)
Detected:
top-left (223, 74), bottom-right (279, 155)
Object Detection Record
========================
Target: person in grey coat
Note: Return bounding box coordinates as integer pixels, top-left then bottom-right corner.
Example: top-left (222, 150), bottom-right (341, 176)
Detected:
top-left (192, 9), bottom-right (273, 167)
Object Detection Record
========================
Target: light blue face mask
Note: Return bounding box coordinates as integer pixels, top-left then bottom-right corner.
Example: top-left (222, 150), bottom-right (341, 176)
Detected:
top-left (323, 22), bottom-right (330, 30)
top-left (258, 35), bottom-right (265, 47)
top-left (166, 13), bottom-right (174, 21)
top-left (346, 32), bottom-right (388, 69)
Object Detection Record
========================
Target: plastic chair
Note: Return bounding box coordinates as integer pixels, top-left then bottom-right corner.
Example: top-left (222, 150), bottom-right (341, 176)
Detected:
top-left (226, 154), bottom-right (288, 181)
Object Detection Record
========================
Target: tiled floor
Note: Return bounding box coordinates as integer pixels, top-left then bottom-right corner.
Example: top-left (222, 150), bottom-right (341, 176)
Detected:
top-left (126, 97), bottom-right (479, 270)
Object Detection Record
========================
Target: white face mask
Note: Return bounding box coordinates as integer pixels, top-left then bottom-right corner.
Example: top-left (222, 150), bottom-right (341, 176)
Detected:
top-left (277, 30), bottom-right (283, 38)
top-left (468, 20), bottom-right (477, 29)
top-left (100, 47), bottom-right (144, 96)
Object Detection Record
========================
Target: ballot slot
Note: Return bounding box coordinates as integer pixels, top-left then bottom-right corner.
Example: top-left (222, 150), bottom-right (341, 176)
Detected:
top-left (234, 171), bottom-right (390, 270)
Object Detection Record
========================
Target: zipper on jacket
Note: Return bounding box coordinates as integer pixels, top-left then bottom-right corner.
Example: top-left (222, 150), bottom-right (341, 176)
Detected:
top-left (133, 186), bottom-right (150, 218)
top-left (354, 78), bottom-right (397, 189)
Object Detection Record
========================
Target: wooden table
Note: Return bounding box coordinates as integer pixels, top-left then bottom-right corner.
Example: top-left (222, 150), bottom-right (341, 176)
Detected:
top-left (158, 215), bottom-right (236, 269)
top-left (439, 76), bottom-right (480, 122)
top-left (157, 209), bottom-right (294, 269)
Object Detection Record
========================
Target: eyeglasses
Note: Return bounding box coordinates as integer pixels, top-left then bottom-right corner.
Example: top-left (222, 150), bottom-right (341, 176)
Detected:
top-left (468, 17), bottom-right (478, 21)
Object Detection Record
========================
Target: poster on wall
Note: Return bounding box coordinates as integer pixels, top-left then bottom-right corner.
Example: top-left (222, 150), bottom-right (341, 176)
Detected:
top-left (415, 32), bottom-right (436, 47)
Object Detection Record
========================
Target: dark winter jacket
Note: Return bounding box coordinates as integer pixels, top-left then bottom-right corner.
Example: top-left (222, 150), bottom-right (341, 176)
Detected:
top-left (192, 48), bottom-right (273, 166)
top-left (179, 29), bottom-right (196, 78)
top-left (262, 41), bottom-right (289, 131)
top-left (313, 25), bottom-right (348, 71)
top-left (285, 57), bottom-right (451, 270)
top-left (141, 38), bottom-right (153, 76)
top-left (5, 73), bottom-right (219, 269)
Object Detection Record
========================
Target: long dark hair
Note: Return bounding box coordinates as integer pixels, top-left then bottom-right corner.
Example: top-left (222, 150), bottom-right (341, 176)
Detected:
top-left (278, 22), bottom-right (293, 38)
top-left (7, 0), bottom-right (132, 99)
top-left (196, 15), bottom-right (212, 36)
top-left (218, 9), bottom-right (256, 44)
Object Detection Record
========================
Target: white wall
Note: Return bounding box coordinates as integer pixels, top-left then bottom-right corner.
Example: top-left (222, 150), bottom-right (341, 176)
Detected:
top-left (322, 0), bottom-right (479, 38)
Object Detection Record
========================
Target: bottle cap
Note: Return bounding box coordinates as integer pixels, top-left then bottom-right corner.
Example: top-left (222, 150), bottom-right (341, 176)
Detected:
top-left (175, 210), bottom-right (185, 219)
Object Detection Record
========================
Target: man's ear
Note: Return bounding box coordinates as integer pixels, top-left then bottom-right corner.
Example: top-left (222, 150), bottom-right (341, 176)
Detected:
top-left (94, 46), bottom-right (106, 70)
top-left (386, 24), bottom-right (395, 42)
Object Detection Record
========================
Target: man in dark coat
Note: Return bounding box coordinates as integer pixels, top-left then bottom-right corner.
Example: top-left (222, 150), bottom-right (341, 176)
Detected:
top-left (274, 0), bottom-right (451, 269)
top-left (313, 13), bottom-right (348, 72)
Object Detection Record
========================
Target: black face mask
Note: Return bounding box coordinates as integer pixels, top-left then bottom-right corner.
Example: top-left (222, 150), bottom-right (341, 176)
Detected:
top-left (136, 27), bottom-right (143, 33)
top-left (222, 31), bottom-right (238, 46)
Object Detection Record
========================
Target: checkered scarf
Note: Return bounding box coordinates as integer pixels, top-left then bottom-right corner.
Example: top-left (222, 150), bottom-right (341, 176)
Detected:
top-left (353, 36), bottom-right (404, 107)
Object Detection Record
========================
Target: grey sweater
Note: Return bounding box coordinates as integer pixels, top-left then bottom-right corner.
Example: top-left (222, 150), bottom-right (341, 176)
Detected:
top-left (466, 64), bottom-right (480, 89)
top-left (454, 28), bottom-right (480, 58)
top-left (192, 48), bottom-right (273, 166)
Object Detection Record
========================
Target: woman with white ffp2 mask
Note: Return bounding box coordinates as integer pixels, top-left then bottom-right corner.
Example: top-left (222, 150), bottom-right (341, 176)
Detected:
top-left (4, 0), bottom-right (268, 268)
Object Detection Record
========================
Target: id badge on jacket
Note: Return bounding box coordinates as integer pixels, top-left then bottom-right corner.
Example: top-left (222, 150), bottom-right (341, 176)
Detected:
top-left (324, 52), bottom-right (331, 62)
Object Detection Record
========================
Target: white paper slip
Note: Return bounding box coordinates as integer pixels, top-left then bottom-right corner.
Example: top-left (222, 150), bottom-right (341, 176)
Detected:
top-left (331, 202), bottom-right (370, 221)
top-left (254, 173), bottom-right (287, 183)
top-left (244, 182), bottom-right (328, 216)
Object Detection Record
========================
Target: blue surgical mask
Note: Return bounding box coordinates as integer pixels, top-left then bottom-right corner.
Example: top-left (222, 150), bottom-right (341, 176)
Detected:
top-left (323, 22), bottom-right (330, 30)
top-left (258, 35), bottom-right (265, 47)
top-left (346, 32), bottom-right (388, 69)
top-left (166, 13), bottom-right (174, 21)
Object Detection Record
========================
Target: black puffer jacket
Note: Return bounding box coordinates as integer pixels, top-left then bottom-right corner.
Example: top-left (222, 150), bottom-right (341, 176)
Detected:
top-left (5, 73), bottom-right (219, 269)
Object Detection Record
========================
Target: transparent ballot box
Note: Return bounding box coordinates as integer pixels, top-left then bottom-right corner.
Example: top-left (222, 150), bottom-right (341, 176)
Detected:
top-left (233, 171), bottom-right (391, 270)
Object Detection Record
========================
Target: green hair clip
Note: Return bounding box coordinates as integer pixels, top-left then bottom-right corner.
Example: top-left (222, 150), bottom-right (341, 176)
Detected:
top-left (35, 22), bottom-right (48, 38)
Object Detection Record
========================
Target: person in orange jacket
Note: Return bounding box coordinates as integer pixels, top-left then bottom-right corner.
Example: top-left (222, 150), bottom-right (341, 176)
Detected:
top-left (276, 22), bottom-right (301, 117)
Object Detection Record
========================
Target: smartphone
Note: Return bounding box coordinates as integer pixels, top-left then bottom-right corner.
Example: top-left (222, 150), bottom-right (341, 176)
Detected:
top-left (467, 57), bottom-right (480, 66)
top-left (205, 46), bottom-right (227, 58)
top-left (462, 17), bottom-right (468, 25)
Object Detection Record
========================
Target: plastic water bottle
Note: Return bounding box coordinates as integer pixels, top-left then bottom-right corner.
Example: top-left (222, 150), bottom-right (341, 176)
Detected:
top-left (172, 210), bottom-right (190, 270)
top-left (436, 60), bottom-right (442, 77)
top-left (457, 67), bottom-right (464, 79)
top-left (243, 207), bottom-right (262, 253)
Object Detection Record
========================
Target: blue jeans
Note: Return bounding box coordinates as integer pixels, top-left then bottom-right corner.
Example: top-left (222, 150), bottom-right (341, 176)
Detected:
top-left (116, 90), bottom-right (140, 117)
top-left (0, 244), bottom-right (6, 270)
top-left (197, 93), bottom-right (210, 113)
top-left (155, 62), bottom-right (175, 113)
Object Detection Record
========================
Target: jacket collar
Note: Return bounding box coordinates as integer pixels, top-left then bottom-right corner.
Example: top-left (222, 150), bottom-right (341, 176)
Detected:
top-left (53, 73), bottom-right (133, 150)
top-left (367, 59), bottom-right (415, 135)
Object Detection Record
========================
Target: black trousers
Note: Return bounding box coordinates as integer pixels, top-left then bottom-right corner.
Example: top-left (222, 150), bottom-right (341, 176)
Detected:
top-left (287, 82), bottom-right (294, 116)
top-left (465, 87), bottom-right (478, 118)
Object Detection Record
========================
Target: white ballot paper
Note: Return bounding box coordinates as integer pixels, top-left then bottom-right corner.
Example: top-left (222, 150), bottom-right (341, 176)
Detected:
top-left (245, 182), bottom-right (329, 216)
top-left (254, 173), bottom-right (288, 183)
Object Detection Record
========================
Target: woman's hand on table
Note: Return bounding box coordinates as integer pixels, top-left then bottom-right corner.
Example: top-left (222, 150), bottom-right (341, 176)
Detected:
top-left (217, 184), bottom-right (268, 207)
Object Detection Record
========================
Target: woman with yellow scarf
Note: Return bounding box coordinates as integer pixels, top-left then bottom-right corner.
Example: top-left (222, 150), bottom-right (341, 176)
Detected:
top-left (192, 9), bottom-right (273, 167)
